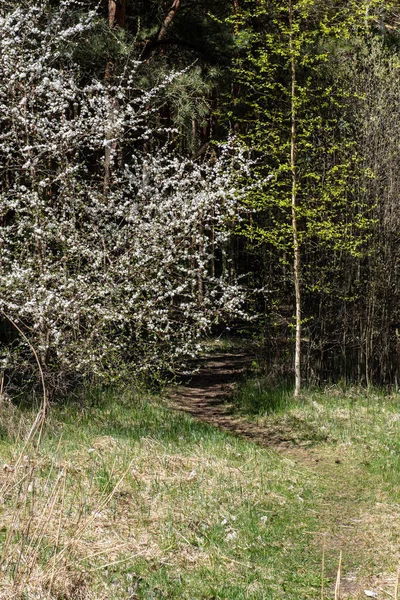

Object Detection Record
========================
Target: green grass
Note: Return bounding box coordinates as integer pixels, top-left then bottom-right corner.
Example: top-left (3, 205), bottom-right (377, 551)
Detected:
top-left (0, 382), bottom-right (400, 598)
top-left (0, 387), bottom-right (335, 599)
top-left (232, 377), bottom-right (400, 490)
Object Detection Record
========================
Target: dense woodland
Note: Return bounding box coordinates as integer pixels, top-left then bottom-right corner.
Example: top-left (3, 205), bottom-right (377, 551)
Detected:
top-left (1, 0), bottom-right (400, 398)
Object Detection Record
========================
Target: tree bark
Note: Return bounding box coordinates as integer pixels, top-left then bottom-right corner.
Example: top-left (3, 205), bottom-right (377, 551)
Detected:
top-left (104, 0), bottom-right (126, 197)
top-left (108, 0), bottom-right (126, 29)
top-left (158, 0), bottom-right (182, 42)
top-left (142, 0), bottom-right (182, 59)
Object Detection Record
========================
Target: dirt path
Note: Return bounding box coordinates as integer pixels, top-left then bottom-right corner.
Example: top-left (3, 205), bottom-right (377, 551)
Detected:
top-left (169, 352), bottom-right (296, 447)
top-left (168, 352), bottom-right (400, 600)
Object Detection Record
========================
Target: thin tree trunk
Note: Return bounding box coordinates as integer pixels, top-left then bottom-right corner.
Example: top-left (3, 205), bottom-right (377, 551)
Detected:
top-left (233, 0), bottom-right (240, 34)
top-left (142, 0), bottom-right (182, 60)
top-left (198, 214), bottom-right (204, 304)
top-left (104, 0), bottom-right (126, 197)
top-left (108, 0), bottom-right (126, 29)
top-left (158, 0), bottom-right (182, 42)
top-left (103, 80), bottom-right (115, 197)
top-left (289, 0), bottom-right (301, 398)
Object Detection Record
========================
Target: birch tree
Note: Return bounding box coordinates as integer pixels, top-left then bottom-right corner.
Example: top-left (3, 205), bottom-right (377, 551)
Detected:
top-left (229, 0), bottom-right (373, 393)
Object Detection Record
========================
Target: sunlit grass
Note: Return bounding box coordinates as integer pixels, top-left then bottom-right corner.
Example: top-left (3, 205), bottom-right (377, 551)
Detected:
top-left (0, 381), bottom-right (400, 598)
top-left (232, 377), bottom-right (400, 488)
top-left (0, 387), bottom-right (334, 599)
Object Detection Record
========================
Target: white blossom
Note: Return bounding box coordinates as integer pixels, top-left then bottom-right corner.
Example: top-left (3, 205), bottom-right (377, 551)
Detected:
top-left (0, 0), bottom-right (250, 394)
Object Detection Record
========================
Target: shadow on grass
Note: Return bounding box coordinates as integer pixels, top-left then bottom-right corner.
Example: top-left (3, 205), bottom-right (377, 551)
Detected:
top-left (51, 386), bottom-right (229, 449)
top-left (229, 377), bottom-right (332, 447)
top-left (231, 377), bottom-right (294, 416)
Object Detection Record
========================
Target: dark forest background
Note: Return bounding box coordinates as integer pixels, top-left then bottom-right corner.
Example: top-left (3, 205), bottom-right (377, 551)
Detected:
top-left (2, 0), bottom-right (400, 394)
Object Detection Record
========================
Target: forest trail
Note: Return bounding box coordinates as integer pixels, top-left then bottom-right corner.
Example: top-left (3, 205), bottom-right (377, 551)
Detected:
top-left (169, 352), bottom-right (301, 448)
top-left (168, 352), bottom-right (291, 447)
top-left (168, 352), bottom-right (400, 600)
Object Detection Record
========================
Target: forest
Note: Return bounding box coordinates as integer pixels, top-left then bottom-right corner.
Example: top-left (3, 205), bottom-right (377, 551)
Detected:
top-left (1, 0), bottom-right (400, 398)
top-left (1, 1), bottom-right (400, 599)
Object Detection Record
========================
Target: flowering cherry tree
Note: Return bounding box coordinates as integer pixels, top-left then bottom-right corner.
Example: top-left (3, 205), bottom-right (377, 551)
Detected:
top-left (0, 1), bottom-right (248, 394)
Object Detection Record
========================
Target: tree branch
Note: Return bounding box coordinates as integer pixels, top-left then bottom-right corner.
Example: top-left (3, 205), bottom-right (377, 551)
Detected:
top-left (142, 0), bottom-right (182, 60)
top-left (158, 0), bottom-right (182, 41)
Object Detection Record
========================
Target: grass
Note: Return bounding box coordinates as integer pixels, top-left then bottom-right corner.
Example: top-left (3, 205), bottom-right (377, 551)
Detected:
top-left (0, 380), bottom-right (399, 598)
top-left (231, 377), bottom-right (400, 490)
top-left (0, 387), bottom-right (334, 599)
top-left (230, 375), bottom-right (400, 597)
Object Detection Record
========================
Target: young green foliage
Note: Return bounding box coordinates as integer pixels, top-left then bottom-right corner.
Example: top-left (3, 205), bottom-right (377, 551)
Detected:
top-left (225, 0), bottom-right (379, 391)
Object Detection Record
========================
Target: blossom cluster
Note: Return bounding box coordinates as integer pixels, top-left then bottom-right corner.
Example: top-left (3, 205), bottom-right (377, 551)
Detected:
top-left (0, 0), bottom-right (248, 393)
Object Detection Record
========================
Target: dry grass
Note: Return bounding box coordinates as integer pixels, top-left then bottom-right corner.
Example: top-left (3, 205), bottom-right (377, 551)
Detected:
top-left (0, 444), bottom-right (138, 599)
top-left (0, 389), bottom-right (322, 599)
top-left (1, 382), bottom-right (400, 599)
